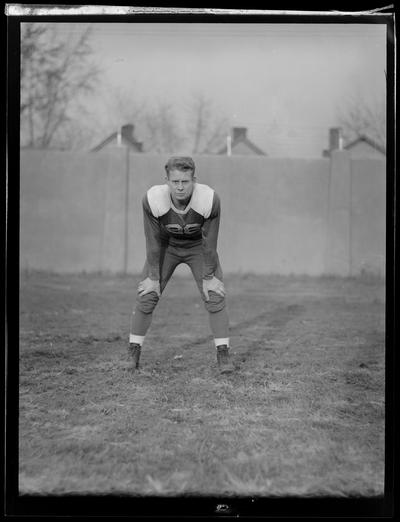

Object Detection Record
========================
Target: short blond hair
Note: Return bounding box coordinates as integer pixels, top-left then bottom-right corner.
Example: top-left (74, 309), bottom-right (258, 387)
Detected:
top-left (165, 156), bottom-right (195, 176)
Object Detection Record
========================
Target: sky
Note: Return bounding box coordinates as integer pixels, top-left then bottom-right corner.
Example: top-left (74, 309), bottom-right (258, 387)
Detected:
top-left (61, 22), bottom-right (387, 157)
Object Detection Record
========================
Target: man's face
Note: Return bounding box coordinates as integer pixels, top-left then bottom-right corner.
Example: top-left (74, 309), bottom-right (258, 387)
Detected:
top-left (166, 169), bottom-right (196, 204)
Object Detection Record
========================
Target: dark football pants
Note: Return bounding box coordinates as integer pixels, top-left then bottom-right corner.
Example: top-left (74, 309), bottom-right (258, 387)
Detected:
top-left (131, 243), bottom-right (229, 340)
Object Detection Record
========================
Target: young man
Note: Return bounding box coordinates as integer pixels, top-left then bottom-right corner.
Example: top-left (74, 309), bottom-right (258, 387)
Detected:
top-left (128, 156), bottom-right (234, 374)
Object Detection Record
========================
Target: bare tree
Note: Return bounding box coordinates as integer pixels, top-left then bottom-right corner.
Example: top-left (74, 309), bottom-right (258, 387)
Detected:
top-left (141, 102), bottom-right (184, 153)
top-left (102, 89), bottom-right (229, 154)
top-left (103, 86), bottom-right (145, 130)
top-left (20, 23), bottom-right (99, 149)
top-left (184, 92), bottom-right (230, 154)
top-left (337, 92), bottom-right (386, 150)
top-left (88, 85), bottom-right (145, 149)
top-left (94, 89), bottom-right (181, 154)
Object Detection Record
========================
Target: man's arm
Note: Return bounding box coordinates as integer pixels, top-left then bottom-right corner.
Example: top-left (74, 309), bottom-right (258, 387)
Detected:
top-left (202, 192), bottom-right (221, 280)
top-left (143, 194), bottom-right (161, 281)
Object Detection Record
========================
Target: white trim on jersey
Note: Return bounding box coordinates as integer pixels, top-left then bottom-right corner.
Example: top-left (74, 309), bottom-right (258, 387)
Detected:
top-left (147, 185), bottom-right (170, 217)
top-left (147, 183), bottom-right (214, 219)
top-left (191, 184), bottom-right (214, 219)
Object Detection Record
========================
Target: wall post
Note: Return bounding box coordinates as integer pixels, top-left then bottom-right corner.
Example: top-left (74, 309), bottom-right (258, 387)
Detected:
top-left (123, 147), bottom-right (130, 274)
top-left (325, 150), bottom-right (352, 276)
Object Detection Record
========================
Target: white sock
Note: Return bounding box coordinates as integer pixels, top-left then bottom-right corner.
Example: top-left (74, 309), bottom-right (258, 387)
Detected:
top-left (129, 334), bottom-right (145, 346)
top-left (214, 338), bottom-right (230, 348)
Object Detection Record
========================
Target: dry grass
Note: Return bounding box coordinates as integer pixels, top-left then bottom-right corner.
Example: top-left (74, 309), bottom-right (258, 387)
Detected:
top-left (18, 272), bottom-right (385, 496)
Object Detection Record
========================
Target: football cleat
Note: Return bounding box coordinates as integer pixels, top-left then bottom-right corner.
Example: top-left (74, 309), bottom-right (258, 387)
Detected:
top-left (216, 345), bottom-right (234, 374)
top-left (128, 343), bottom-right (141, 370)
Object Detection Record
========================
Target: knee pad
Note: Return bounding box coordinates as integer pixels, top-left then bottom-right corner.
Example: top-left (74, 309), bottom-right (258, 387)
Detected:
top-left (204, 292), bottom-right (226, 313)
top-left (136, 291), bottom-right (159, 314)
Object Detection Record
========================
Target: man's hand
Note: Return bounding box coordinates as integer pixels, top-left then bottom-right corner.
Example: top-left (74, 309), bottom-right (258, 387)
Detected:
top-left (137, 277), bottom-right (161, 297)
top-left (202, 276), bottom-right (226, 301)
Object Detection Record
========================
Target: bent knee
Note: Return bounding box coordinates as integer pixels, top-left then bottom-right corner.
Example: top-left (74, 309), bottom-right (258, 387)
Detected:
top-left (205, 292), bottom-right (226, 313)
top-left (136, 291), bottom-right (159, 314)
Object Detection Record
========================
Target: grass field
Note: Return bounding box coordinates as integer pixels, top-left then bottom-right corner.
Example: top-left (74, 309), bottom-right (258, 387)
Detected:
top-left (18, 271), bottom-right (385, 496)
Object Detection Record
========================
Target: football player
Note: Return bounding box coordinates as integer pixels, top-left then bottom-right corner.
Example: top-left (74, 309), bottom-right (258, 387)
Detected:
top-left (128, 156), bottom-right (234, 374)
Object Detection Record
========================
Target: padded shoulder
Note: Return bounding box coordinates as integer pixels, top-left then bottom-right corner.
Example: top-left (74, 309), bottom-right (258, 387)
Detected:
top-left (147, 185), bottom-right (171, 217)
top-left (191, 183), bottom-right (215, 219)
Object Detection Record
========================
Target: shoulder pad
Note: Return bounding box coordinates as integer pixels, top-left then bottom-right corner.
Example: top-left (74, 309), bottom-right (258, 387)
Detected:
top-left (191, 183), bottom-right (214, 218)
top-left (147, 185), bottom-right (170, 217)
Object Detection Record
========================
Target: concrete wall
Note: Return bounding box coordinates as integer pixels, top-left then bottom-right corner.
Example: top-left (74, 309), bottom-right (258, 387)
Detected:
top-left (19, 150), bottom-right (386, 276)
top-left (20, 150), bottom-right (126, 272)
top-left (350, 158), bottom-right (386, 276)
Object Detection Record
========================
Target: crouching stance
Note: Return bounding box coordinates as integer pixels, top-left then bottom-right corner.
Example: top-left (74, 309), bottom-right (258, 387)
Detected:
top-left (128, 156), bottom-right (234, 374)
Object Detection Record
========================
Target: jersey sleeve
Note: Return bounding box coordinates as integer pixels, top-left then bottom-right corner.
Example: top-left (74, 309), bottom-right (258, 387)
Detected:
top-left (202, 192), bottom-right (221, 279)
top-left (142, 194), bottom-right (161, 281)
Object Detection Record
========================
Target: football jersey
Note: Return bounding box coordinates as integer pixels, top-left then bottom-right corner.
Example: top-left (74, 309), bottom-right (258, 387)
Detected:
top-left (142, 183), bottom-right (221, 280)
